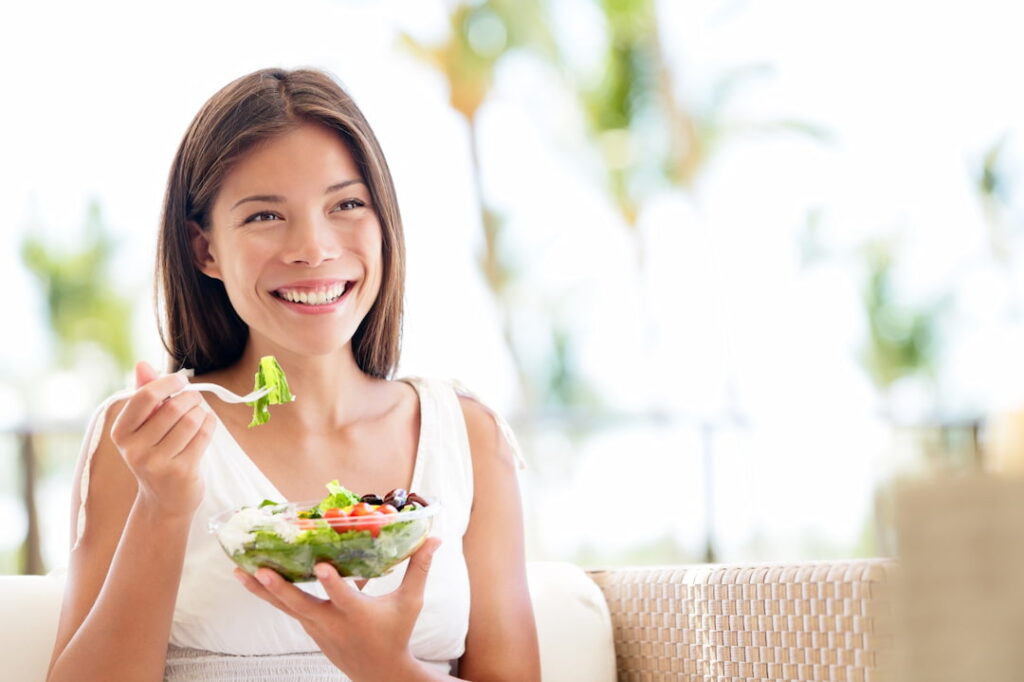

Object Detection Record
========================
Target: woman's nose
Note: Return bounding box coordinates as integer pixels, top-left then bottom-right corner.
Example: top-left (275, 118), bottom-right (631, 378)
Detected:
top-left (282, 215), bottom-right (340, 267)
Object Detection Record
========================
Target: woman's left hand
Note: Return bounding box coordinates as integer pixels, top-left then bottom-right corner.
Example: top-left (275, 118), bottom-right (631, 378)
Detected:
top-left (234, 537), bottom-right (442, 681)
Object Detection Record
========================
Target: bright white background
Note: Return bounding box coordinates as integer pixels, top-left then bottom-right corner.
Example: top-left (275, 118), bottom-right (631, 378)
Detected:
top-left (2, 0), bottom-right (1023, 568)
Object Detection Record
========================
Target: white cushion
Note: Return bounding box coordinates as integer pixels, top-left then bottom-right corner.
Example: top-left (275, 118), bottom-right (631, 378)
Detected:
top-left (527, 561), bottom-right (617, 682)
top-left (0, 574), bottom-right (65, 682)
top-left (1, 563), bottom-right (616, 682)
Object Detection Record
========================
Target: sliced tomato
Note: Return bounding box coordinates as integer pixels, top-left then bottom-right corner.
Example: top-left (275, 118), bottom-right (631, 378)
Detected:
top-left (323, 506), bottom-right (351, 531)
top-left (378, 504), bottom-right (398, 515)
top-left (349, 502), bottom-right (377, 517)
top-left (349, 511), bottom-right (387, 538)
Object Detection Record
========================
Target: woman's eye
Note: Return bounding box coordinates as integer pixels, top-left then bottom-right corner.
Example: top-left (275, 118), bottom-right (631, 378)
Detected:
top-left (245, 211), bottom-right (281, 224)
top-left (335, 198), bottom-right (366, 211)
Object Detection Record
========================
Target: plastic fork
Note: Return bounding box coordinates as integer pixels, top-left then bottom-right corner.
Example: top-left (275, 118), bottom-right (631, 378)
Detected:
top-left (173, 382), bottom-right (270, 404)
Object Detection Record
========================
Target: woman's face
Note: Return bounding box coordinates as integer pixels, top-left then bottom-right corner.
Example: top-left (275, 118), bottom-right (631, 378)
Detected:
top-left (195, 122), bottom-right (383, 359)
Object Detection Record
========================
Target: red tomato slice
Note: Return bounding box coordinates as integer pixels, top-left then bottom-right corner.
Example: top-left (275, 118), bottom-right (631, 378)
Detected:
top-left (349, 502), bottom-right (377, 517)
top-left (323, 507), bottom-right (351, 531)
top-left (350, 511), bottom-right (387, 538)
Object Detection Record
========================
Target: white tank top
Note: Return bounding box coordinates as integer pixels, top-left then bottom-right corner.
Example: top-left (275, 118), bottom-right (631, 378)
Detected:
top-left (74, 376), bottom-right (521, 679)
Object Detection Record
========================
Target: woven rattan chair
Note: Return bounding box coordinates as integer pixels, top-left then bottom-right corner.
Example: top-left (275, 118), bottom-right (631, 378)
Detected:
top-left (587, 559), bottom-right (896, 682)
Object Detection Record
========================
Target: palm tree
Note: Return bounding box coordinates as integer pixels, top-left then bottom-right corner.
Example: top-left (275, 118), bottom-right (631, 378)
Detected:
top-left (399, 0), bottom-right (558, 410)
top-left (579, 0), bottom-right (827, 236)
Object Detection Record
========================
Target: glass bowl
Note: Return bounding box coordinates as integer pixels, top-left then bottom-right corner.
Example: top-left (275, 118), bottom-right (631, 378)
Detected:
top-left (209, 496), bottom-right (439, 582)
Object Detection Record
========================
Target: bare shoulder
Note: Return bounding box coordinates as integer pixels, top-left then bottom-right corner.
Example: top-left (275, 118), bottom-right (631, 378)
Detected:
top-left (68, 396), bottom-right (137, 559)
top-left (457, 394), bottom-right (516, 471)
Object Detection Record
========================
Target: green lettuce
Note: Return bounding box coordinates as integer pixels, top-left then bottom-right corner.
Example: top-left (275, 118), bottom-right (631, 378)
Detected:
top-left (232, 529), bottom-right (313, 579)
top-left (316, 479), bottom-right (360, 512)
top-left (234, 522), bottom-right (426, 581)
top-left (247, 356), bottom-right (295, 427)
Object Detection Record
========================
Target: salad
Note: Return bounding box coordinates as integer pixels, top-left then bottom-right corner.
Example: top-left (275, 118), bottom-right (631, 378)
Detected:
top-left (211, 480), bottom-right (438, 581)
top-left (246, 355), bottom-right (295, 427)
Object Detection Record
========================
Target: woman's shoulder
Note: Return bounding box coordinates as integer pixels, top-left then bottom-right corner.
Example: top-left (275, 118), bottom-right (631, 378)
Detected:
top-left (401, 376), bottom-right (524, 470)
top-left (398, 376), bottom-right (502, 408)
top-left (69, 389), bottom-right (139, 552)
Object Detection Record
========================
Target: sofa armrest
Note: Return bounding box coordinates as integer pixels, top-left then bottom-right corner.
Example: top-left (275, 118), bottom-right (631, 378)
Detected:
top-left (527, 561), bottom-right (616, 682)
top-left (0, 574), bottom-right (65, 682)
top-left (587, 559), bottom-right (896, 681)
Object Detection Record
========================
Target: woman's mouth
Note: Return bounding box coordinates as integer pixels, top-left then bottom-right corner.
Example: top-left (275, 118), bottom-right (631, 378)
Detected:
top-left (272, 281), bottom-right (352, 308)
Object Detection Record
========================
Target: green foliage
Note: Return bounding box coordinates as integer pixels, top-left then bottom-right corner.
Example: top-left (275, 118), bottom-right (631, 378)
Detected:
top-left (542, 322), bottom-right (600, 412)
top-left (860, 241), bottom-right (944, 390)
top-left (400, 0), bottom-right (554, 121)
top-left (977, 134), bottom-right (1010, 203)
top-left (584, 0), bottom-right (656, 132)
top-left (20, 199), bottom-right (134, 372)
top-left (576, 3), bottom-right (827, 228)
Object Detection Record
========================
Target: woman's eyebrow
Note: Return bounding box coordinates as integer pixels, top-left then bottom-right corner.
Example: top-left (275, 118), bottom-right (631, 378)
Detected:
top-left (232, 194), bottom-right (284, 209)
top-left (325, 179), bottom-right (365, 193)
top-left (231, 180), bottom-right (365, 210)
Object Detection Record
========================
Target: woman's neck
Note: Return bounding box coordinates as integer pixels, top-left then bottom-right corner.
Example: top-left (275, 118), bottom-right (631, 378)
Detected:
top-left (217, 343), bottom-right (387, 432)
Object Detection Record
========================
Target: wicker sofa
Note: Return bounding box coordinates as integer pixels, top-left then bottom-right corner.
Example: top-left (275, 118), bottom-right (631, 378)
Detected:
top-left (0, 558), bottom-right (895, 681)
top-left (587, 559), bottom-right (896, 681)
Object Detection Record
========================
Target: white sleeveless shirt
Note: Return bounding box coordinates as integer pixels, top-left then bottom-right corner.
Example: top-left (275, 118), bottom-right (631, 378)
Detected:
top-left (74, 376), bottom-right (520, 680)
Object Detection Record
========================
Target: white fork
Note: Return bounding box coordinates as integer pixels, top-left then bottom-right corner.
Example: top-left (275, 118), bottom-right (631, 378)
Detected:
top-left (172, 382), bottom-right (270, 404)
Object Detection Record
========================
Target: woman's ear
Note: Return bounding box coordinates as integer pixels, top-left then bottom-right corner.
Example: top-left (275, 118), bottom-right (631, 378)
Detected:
top-left (189, 221), bottom-right (222, 280)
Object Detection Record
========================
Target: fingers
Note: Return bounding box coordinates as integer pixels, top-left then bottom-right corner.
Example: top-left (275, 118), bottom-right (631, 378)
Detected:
top-left (120, 390), bottom-right (204, 459)
top-left (315, 562), bottom-right (360, 609)
top-left (135, 360), bottom-right (159, 388)
top-left (397, 537), bottom-right (441, 605)
top-left (174, 409), bottom-right (218, 468)
top-left (111, 366), bottom-right (218, 482)
top-left (113, 372), bottom-right (190, 437)
top-left (147, 397), bottom-right (207, 453)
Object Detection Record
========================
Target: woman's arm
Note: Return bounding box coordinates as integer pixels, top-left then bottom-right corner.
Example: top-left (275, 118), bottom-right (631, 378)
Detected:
top-left (47, 366), bottom-right (216, 682)
top-left (456, 396), bottom-right (541, 681)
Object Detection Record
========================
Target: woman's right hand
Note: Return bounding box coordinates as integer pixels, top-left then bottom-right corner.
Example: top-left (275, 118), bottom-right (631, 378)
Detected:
top-left (109, 361), bottom-right (217, 516)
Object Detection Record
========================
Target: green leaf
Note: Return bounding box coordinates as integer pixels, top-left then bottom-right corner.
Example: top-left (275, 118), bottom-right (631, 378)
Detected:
top-left (246, 356), bottom-right (296, 427)
top-left (317, 480), bottom-right (360, 512)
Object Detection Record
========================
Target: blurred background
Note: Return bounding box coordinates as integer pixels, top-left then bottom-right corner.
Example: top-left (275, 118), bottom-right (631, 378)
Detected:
top-left (2, 0), bottom-right (1023, 575)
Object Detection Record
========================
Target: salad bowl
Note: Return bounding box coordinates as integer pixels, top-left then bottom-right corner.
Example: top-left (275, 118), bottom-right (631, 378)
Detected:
top-left (210, 481), bottom-right (439, 581)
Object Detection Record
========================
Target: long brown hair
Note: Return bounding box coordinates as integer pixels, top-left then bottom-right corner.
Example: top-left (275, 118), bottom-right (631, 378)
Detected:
top-left (157, 68), bottom-right (405, 378)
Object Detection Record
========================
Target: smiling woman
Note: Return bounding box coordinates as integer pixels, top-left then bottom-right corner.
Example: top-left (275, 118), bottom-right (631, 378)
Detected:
top-left (46, 68), bottom-right (540, 682)
top-left (160, 68), bottom-right (406, 380)
top-left (192, 123), bottom-right (384, 356)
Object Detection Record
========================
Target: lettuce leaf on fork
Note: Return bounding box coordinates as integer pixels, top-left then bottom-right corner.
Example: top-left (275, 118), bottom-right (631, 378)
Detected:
top-left (247, 356), bottom-right (296, 427)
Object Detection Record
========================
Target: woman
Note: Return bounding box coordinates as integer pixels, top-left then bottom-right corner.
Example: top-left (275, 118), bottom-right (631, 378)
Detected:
top-left (47, 67), bottom-right (540, 681)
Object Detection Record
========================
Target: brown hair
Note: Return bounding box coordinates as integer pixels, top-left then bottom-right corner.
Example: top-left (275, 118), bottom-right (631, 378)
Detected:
top-left (157, 68), bottom-right (405, 378)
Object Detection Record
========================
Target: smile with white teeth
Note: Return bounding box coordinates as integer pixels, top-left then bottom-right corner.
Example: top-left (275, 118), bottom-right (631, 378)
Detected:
top-left (275, 282), bottom-right (349, 305)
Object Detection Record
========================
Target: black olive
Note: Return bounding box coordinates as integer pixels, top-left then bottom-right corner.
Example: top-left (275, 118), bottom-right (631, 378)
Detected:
top-left (407, 492), bottom-right (428, 507)
top-left (383, 488), bottom-right (408, 509)
top-left (360, 493), bottom-right (383, 505)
